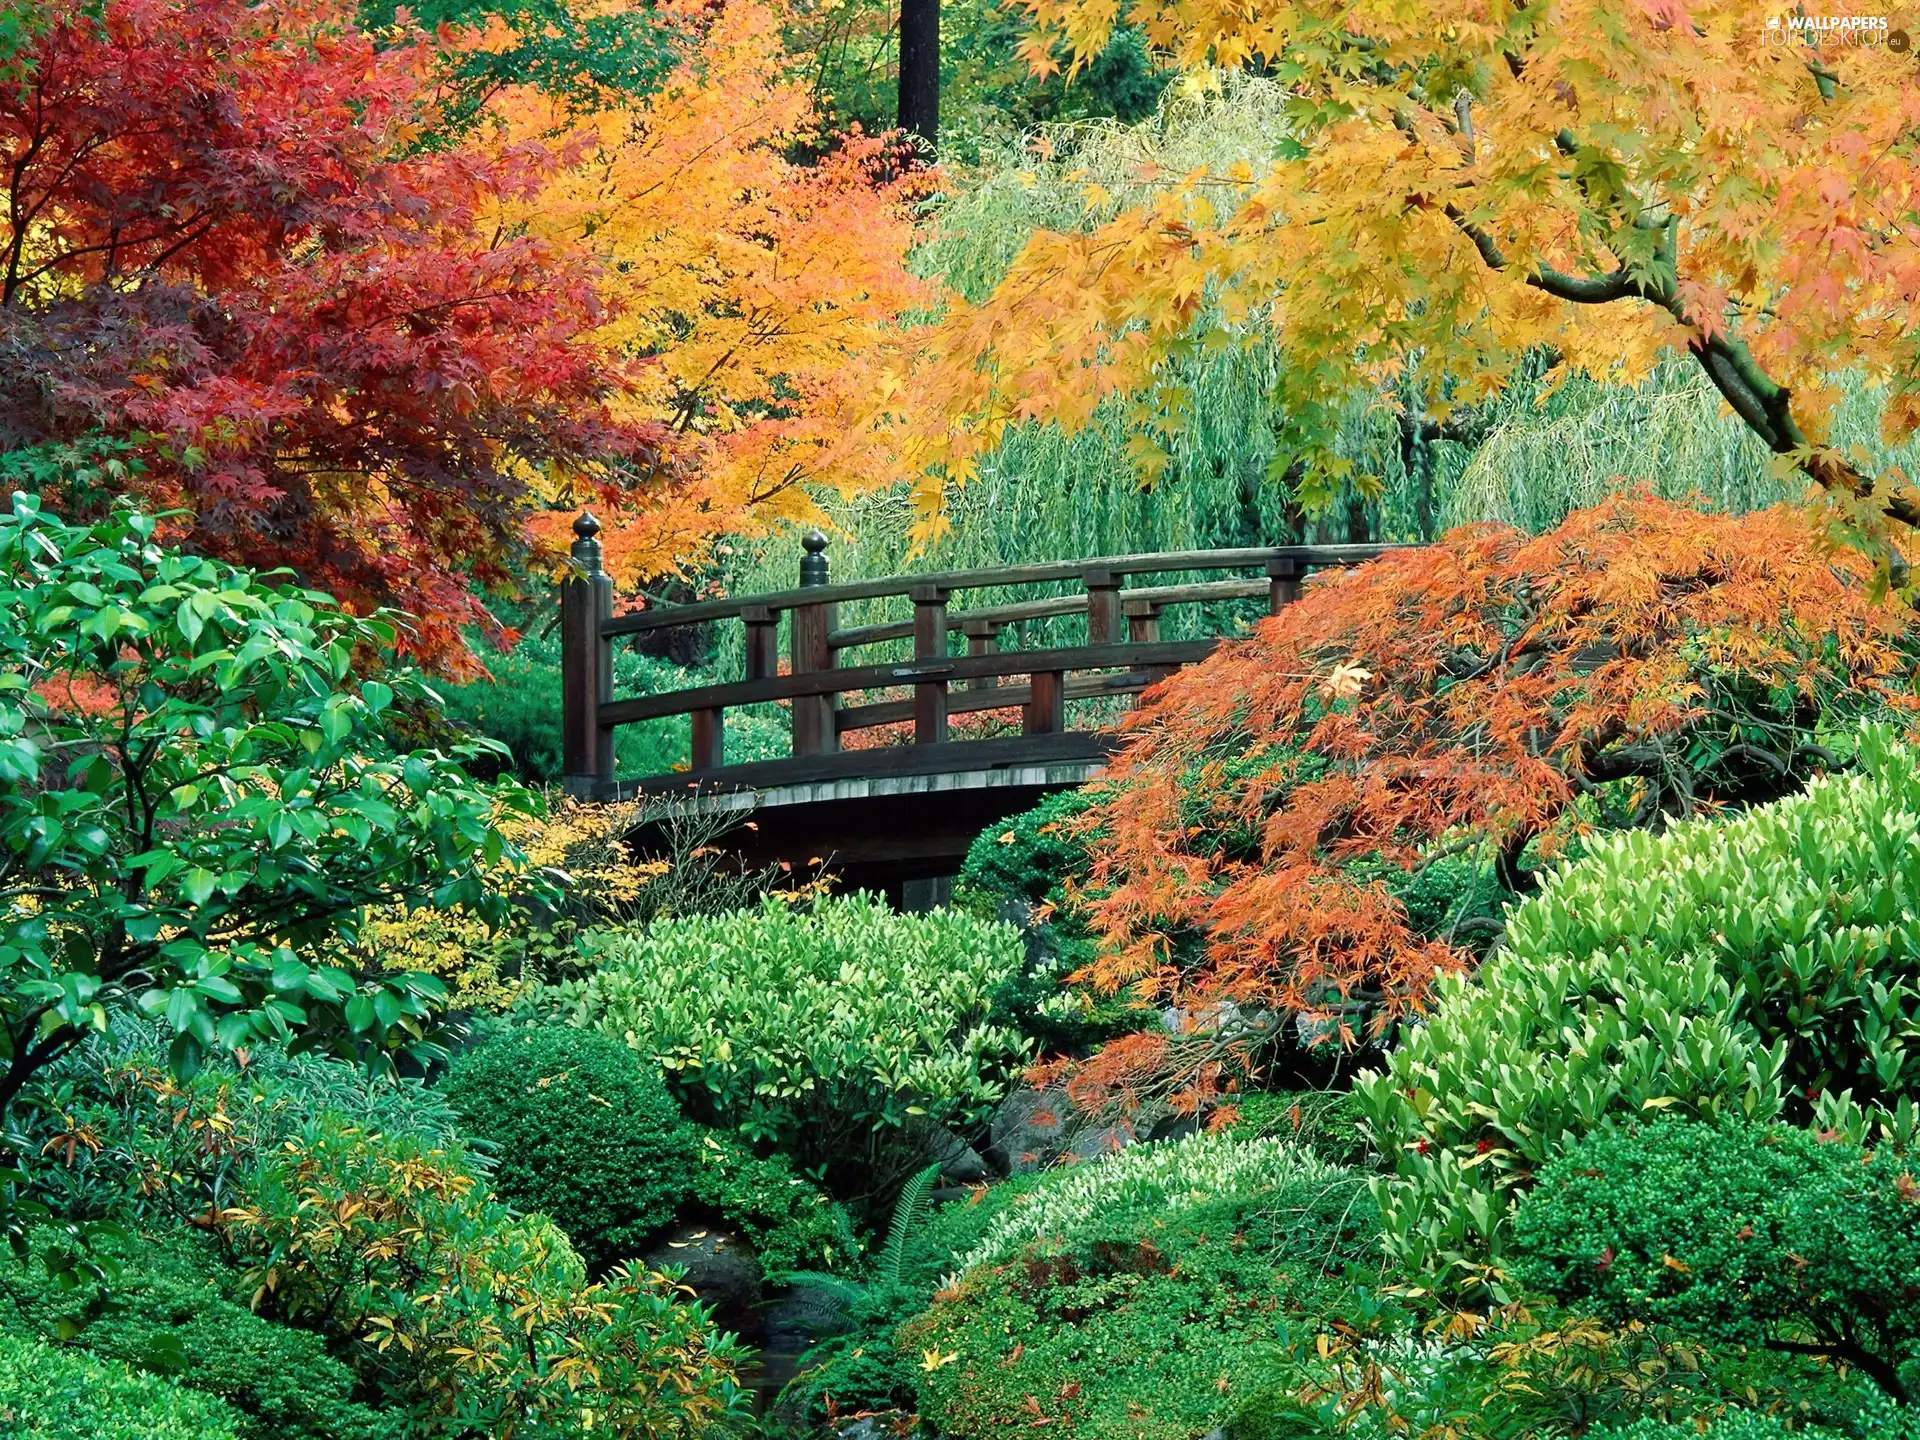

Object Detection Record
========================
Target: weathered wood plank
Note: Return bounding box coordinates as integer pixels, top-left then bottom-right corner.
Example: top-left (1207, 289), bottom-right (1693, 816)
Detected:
top-left (623, 731), bottom-right (1119, 797)
top-left (602, 544), bottom-right (1398, 635)
top-left (597, 640), bottom-right (1217, 726)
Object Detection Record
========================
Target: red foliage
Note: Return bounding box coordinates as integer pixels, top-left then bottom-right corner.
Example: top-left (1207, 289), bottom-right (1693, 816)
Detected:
top-left (1065, 495), bottom-right (1920, 1106)
top-left (0, 0), bottom-right (657, 672)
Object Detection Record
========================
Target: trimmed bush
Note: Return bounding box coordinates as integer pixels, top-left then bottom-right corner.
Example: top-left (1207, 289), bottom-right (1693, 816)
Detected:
top-left (440, 1024), bottom-right (697, 1271)
top-left (0, 1328), bottom-right (246, 1440)
top-left (561, 894), bottom-right (1030, 1172)
top-left (688, 1131), bottom-right (858, 1274)
top-left (0, 1229), bottom-right (396, 1440)
top-left (902, 1133), bottom-right (1379, 1440)
top-left (1357, 723), bottom-right (1920, 1279)
top-left (1511, 1118), bottom-right (1920, 1405)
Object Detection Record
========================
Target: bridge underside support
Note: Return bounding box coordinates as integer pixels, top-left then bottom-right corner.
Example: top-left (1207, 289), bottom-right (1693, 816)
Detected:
top-left (625, 744), bottom-right (1110, 900)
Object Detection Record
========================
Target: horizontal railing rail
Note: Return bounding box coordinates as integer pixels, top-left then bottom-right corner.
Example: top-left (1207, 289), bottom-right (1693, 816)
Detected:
top-left (558, 515), bottom-right (1397, 800)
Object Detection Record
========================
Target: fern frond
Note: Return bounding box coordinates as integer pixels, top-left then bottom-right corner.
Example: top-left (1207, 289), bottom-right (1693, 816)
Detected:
top-left (878, 1162), bottom-right (940, 1287)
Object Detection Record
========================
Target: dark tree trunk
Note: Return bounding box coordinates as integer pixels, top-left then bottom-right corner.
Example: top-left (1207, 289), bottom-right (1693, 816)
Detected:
top-left (897, 0), bottom-right (939, 149)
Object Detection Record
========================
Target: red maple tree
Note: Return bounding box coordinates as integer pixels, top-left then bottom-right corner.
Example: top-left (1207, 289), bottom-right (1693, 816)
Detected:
top-left (1050, 494), bottom-right (1920, 1116)
top-left (0, 0), bottom-right (659, 670)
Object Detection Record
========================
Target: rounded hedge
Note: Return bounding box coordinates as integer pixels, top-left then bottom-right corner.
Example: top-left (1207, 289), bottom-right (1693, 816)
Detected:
top-left (440, 1023), bottom-right (697, 1271)
top-left (0, 1329), bottom-right (246, 1440)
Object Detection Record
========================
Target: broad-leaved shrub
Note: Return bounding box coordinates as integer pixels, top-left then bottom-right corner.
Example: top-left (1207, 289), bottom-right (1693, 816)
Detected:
top-left (1511, 1118), bottom-right (1920, 1405)
top-left (1357, 724), bottom-right (1920, 1281)
top-left (219, 1116), bottom-right (749, 1439)
top-left (561, 894), bottom-right (1029, 1175)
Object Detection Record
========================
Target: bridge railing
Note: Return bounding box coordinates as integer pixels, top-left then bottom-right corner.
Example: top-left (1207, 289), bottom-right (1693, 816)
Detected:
top-left (559, 514), bottom-right (1393, 800)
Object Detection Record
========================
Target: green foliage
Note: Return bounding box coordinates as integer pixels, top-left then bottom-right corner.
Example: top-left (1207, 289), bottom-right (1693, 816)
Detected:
top-left (1599, 1418), bottom-right (1853, 1440)
top-left (427, 616), bottom-right (788, 785)
top-left (0, 1326), bottom-right (247, 1439)
top-left (1355, 723), bottom-right (1920, 1285)
top-left (222, 1114), bottom-right (750, 1439)
top-left (439, 1023), bottom-right (697, 1272)
top-left (687, 1130), bottom-right (859, 1275)
top-left (1222, 1089), bottom-right (1371, 1168)
top-left (0, 496), bottom-right (535, 1121)
top-left (559, 894), bottom-right (1030, 1180)
top-left (904, 1134), bottom-right (1380, 1440)
top-left (0, 1228), bottom-right (398, 1440)
top-left (1511, 1119), bottom-right (1920, 1404)
top-left (22, 1028), bottom-right (474, 1230)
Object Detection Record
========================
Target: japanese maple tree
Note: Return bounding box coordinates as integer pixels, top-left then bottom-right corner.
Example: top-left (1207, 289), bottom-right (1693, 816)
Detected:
top-left (498, 0), bottom-right (932, 586)
top-left (1051, 494), bottom-right (1920, 1115)
top-left (0, 0), bottom-right (660, 672)
top-left (894, 0), bottom-right (1920, 562)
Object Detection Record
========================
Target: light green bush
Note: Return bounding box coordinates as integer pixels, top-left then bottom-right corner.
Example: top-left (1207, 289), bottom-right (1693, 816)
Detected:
top-left (0, 1328), bottom-right (246, 1439)
top-left (560, 894), bottom-right (1030, 1170)
top-left (1356, 723), bottom-right (1920, 1284)
top-left (953, 1131), bottom-right (1347, 1274)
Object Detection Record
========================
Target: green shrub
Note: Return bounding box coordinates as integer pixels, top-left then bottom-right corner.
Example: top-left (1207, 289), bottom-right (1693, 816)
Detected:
top-left (901, 1134), bottom-right (1380, 1440)
top-left (1222, 1089), bottom-right (1372, 1166)
top-left (1600, 1419), bottom-right (1851, 1440)
top-left (1356, 723), bottom-right (1920, 1282)
top-left (0, 1328), bottom-right (247, 1440)
top-left (688, 1130), bottom-right (858, 1275)
top-left (1510, 1118), bottom-right (1920, 1405)
top-left (440, 1024), bottom-right (697, 1271)
top-left (0, 1228), bottom-right (397, 1440)
top-left (560, 894), bottom-right (1030, 1178)
top-left (221, 1114), bottom-right (750, 1439)
top-left (958, 788), bottom-right (1102, 908)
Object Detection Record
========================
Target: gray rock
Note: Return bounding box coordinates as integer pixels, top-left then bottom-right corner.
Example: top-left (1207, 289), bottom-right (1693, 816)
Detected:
top-left (922, 1121), bottom-right (991, 1185)
top-left (989, 1085), bottom-right (1072, 1174)
top-left (645, 1223), bottom-right (761, 1325)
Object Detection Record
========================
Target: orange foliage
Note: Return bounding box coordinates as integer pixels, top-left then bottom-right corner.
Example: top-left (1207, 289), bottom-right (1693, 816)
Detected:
top-left (501, 0), bottom-right (932, 588)
top-left (1067, 494), bottom-right (1920, 1102)
top-left (890, 0), bottom-right (1920, 558)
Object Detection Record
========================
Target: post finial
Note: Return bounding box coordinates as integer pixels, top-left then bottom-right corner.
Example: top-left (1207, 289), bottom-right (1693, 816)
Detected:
top-left (570, 511), bottom-right (605, 574)
top-left (799, 527), bottom-right (830, 586)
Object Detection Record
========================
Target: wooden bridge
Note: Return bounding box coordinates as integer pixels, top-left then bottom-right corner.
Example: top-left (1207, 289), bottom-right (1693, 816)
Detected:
top-left (559, 515), bottom-right (1391, 903)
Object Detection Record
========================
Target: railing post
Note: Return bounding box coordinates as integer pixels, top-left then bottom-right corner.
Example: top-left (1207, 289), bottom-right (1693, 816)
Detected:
top-left (742, 603), bottom-right (778, 681)
top-left (1083, 565), bottom-right (1122, 646)
top-left (1266, 554), bottom-right (1304, 614)
top-left (961, 617), bottom-right (999, 690)
top-left (561, 512), bottom-right (615, 799)
top-left (790, 529), bottom-right (838, 757)
top-left (1025, 669), bottom-right (1065, 735)
top-left (911, 583), bottom-right (949, 744)
top-left (1123, 596), bottom-right (1175, 693)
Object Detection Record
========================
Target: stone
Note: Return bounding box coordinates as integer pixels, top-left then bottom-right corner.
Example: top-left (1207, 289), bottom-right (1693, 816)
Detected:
top-left (644, 1223), bottom-right (761, 1329)
top-left (922, 1121), bottom-right (991, 1185)
top-left (988, 1085), bottom-right (1072, 1174)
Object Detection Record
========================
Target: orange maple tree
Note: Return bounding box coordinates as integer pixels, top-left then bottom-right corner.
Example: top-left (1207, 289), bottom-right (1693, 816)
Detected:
top-left (499, 0), bottom-right (932, 587)
top-left (1048, 494), bottom-right (1920, 1115)
top-left (890, 0), bottom-right (1920, 563)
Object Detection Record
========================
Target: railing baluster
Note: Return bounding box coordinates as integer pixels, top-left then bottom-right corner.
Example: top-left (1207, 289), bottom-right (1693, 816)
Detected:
top-left (1266, 555), bottom-right (1304, 613)
top-left (743, 603), bottom-right (778, 681)
top-left (912, 583), bottom-right (949, 744)
top-left (961, 617), bottom-right (999, 690)
top-left (1026, 669), bottom-right (1065, 734)
top-left (561, 513), bottom-right (615, 800)
top-left (791, 530), bottom-right (838, 757)
top-left (690, 708), bottom-right (723, 770)
top-left (1123, 596), bottom-right (1176, 696)
top-left (1083, 565), bottom-right (1122, 645)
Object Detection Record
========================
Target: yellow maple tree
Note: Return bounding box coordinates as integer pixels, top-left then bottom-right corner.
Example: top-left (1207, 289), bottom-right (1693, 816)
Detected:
top-left (890, 0), bottom-right (1920, 564)
top-left (489, 0), bottom-right (933, 585)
